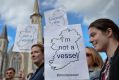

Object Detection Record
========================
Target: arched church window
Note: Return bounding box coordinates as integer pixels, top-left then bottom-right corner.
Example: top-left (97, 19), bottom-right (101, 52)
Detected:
top-left (11, 53), bottom-right (22, 74)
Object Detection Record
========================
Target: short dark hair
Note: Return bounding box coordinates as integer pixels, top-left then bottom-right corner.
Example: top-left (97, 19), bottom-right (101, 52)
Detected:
top-left (6, 67), bottom-right (15, 73)
top-left (31, 43), bottom-right (44, 53)
top-left (89, 18), bottom-right (119, 42)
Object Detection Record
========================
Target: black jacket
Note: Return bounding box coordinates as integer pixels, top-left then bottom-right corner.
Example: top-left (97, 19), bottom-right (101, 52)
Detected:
top-left (100, 45), bottom-right (119, 80)
top-left (30, 63), bottom-right (44, 80)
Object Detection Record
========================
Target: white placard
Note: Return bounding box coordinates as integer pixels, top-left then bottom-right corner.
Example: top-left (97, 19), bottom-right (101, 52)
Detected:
top-left (44, 7), bottom-right (68, 27)
top-left (13, 24), bottom-right (38, 52)
top-left (44, 24), bottom-right (89, 80)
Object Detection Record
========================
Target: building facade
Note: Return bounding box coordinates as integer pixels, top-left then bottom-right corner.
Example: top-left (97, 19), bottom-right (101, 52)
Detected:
top-left (0, 25), bottom-right (9, 78)
top-left (0, 0), bottom-right (43, 78)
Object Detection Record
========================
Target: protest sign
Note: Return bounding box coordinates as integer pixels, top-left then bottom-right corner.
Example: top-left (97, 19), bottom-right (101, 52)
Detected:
top-left (13, 24), bottom-right (38, 52)
top-left (44, 7), bottom-right (68, 27)
top-left (44, 24), bottom-right (89, 80)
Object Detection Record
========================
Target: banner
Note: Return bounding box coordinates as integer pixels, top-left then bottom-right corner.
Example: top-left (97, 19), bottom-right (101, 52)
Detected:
top-left (13, 24), bottom-right (38, 52)
top-left (44, 24), bottom-right (89, 80)
top-left (44, 7), bottom-right (68, 27)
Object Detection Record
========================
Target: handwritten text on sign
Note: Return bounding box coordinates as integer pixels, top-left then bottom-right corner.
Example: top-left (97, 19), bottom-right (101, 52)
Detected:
top-left (13, 24), bottom-right (38, 52)
top-left (44, 24), bottom-right (89, 80)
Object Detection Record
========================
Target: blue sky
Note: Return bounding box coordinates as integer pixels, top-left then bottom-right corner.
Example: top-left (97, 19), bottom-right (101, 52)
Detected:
top-left (0, 0), bottom-right (119, 60)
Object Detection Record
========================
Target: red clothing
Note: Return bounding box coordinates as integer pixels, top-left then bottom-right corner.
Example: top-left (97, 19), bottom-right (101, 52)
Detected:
top-left (101, 61), bottom-right (110, 80)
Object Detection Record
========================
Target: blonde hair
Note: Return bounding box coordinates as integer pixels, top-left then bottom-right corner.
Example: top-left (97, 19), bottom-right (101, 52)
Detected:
top-left (86, 47), bottom-right (103, 68)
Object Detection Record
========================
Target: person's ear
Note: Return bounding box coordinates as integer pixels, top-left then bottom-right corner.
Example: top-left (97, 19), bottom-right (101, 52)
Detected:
top-left (106, 28), bottom-right (113, 37)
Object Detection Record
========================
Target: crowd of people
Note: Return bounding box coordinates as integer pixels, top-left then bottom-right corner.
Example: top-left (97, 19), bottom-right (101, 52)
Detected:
top-left (1, 43), bottom-right (44, 80)
top-left (1, 18), bottom-right (119, 80)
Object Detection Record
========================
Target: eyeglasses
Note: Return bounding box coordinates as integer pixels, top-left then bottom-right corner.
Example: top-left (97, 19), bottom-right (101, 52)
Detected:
top-left (6, 72), bottom-right (13, 74)
top-left (86, 54), bottom-right (92, 57)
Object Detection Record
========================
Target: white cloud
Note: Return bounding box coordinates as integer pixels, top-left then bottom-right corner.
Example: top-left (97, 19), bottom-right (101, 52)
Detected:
top-left (41, 0), bottom-right (119, 25)
top-left (8, 35), bottom-right (13, 42)
top-left (55, 0), bottom-right (98, 12)
top-left (1, 0), bottom-right (118, 28)
top-left (0, 0), bottom-right (34, 28)
top-left (8, 35), bottom-right (14, 49)
top-left (42, 0), bottom-right (55, 6)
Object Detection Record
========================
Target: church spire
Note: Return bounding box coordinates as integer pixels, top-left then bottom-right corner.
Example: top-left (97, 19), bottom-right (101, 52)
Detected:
top-left (30, 0), bottom-right (42, 21)
top-left (0, 25), bottom-right (8, 41)
top-left (33, 0), bottom-right (39, 14)
top-left (30, 0), bottom-right (43, 44)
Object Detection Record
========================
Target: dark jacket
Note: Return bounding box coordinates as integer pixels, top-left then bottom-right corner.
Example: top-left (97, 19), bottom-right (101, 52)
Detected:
top-left (100, 45), bottom-right (119, 80)
top-left (30, 63), bottom-right (44, 80)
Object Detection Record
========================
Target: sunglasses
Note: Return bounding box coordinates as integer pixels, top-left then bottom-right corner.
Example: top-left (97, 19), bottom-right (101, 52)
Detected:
top-left (6, 72), bottom-right (13, 74)
top-left (86, 53), bottom-right (92, 57)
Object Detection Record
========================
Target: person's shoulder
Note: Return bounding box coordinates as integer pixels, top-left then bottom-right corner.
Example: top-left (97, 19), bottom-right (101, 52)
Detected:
top-left (89, 67), bottom-right (101, 80)
top-left (94, 67), bottom-right (101, 71)
top-left (2, 78), bottom-right (5, 80)
top-left (91, 67), bottom-right (101, 76)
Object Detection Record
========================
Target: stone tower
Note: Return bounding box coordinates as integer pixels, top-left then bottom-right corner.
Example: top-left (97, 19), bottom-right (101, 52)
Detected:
top-left (0, 25), bottom-right (9, 77)
top-left (30, 0), bottom-right (43, 44)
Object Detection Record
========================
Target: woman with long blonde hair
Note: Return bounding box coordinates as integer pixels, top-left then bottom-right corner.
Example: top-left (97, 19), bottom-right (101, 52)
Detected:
top-left (86, 47), bottom-right (103, 80)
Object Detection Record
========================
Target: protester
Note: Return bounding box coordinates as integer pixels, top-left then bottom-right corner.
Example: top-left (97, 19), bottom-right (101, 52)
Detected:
top-left (86, 47), bottom-right (103, 80)
top-left (17, 43), bottom-right (44, 80)
top-left (29, 43), bottom-right (44, 80)
top-left (4, 67), bottom-right (15, 80)
top-left (88, 18), bottom-right (119, 80)
top-left (18, 70), bottom-right (26, 80)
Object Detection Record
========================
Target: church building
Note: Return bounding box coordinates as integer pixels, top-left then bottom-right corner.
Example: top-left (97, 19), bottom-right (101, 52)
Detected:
top-left (0, 0), bottom-right (43, 78)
